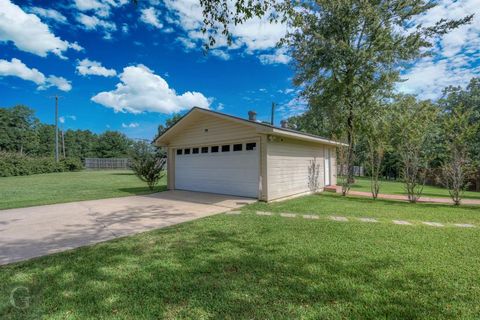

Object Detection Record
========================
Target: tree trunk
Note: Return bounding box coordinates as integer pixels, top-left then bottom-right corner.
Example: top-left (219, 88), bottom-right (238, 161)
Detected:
top-left (342, 107), bottom-right (355, 196)
top-left (476, 167), bottom-right (480, 192)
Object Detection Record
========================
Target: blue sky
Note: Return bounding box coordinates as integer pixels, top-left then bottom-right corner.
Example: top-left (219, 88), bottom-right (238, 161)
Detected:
top-left (0, 0), bottom-right (479, 140)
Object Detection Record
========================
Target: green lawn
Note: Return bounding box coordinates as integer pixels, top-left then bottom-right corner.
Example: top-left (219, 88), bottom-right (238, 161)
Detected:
top-left (350, 176), bottom-right (480, 200)
top-left (1, 194), bottom-right (479, 319)
top-left (0, 170), bottom-right (166, 210)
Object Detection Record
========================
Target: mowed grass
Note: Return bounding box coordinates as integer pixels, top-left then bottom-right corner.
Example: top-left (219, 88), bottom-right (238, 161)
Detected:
top-left (1, 194), bottom-right (480, 319)
top-left (349, 176), bottom-right (480, 200)
top-left (0, 170), bottom-right (166, 210)
top-left (248, 193), bottom-right (480, 224)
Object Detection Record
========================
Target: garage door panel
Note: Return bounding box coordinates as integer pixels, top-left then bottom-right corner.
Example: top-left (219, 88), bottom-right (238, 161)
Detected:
top-left (175, 147), bottom-right (259, 198)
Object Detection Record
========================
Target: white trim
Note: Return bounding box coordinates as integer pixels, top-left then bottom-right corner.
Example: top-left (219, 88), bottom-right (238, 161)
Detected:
top-left (270, 128), bottom-right (347, 147)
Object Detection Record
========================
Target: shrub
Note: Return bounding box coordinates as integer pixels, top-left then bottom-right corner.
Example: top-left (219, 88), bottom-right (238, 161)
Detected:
top-left (0, 152), bottom-right (83, 177)
top-left (129, 141), bottom-right (166, 190)
top-left (60, 157), bottom-right (84, 171)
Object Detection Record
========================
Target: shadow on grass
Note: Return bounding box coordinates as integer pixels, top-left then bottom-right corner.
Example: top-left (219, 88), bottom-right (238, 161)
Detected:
top-left (1, 218), bottom-right (474, 319)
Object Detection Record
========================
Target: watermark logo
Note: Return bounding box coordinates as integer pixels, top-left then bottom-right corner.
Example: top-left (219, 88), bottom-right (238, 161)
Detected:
top-left (10, 286), bottom-right (30, 310)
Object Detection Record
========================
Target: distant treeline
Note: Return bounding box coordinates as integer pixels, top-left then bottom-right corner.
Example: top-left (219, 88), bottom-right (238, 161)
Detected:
top-left (0, 105), bottom-right (134, 160)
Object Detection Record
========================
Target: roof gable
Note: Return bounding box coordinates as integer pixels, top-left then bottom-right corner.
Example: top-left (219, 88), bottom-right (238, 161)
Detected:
top-left (155, 107), bottom-right (346, 147)
top-left (155, 108), bottom-right (258, 146)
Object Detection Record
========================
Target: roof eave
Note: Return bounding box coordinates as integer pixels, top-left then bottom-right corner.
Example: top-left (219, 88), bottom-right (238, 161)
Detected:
top-left (270, 128), bottom-right (348, 147)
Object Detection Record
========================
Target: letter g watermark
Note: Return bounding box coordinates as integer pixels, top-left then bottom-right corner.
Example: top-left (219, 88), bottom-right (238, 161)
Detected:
top-left (10, 286), bottom-right (30, 310)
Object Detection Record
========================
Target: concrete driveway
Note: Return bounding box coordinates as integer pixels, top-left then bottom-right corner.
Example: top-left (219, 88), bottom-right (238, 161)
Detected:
top-left (0, 191), bottom-right (255, 265)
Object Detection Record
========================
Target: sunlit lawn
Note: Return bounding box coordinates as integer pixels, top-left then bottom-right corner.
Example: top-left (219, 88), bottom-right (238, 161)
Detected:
top-left (0, 170), bottom-right (166, 210)
top-left (1, 194), bottom-right (479, 319)
top-left (349, 176), bottom-right (480, 200)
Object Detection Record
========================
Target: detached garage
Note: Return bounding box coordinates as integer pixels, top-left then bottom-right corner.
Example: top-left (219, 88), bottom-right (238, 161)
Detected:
top-left (155, 107), bottom-right (344, 202)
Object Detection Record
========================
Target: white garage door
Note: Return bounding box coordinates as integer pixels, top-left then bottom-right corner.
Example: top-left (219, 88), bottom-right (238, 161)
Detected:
top-left (174, 142), bottom-right (259, 198)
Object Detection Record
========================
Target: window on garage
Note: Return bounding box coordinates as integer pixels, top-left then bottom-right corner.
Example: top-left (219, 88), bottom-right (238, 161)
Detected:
top-left (192, 147), bottom-right (199, 154)
top-left (176, 149), bottom-right (182, 155)
top-left (233, 144), bottom-right (243, 151)
top-left (246, 142), bottom-right (257, 151)
top-left (184, 148), bottom-right (191, 155)
top-left (221, 145), bottom-right (230, 152)
top-left (211, 146), bottom-right (219, 153)
top-left (201, 147), bottom-right (208, 153)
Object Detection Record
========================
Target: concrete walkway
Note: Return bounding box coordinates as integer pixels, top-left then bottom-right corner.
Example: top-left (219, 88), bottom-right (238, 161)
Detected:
top-left (0, 191), bottom-right (255, 265)
top-left (331, 187), bottom-right (480, 205)
top-left (244, 211), bottom-right (477, 229)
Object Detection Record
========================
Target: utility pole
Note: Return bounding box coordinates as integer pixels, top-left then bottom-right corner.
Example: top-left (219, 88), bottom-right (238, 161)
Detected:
top-left (271, 102), bottom-right (276, 125)
top-left (61, 127), bottom-right (66, 158)
top-left (55, 95), bottom-right (59, 162)
top-left (49, 95), bottom-right (62, 162)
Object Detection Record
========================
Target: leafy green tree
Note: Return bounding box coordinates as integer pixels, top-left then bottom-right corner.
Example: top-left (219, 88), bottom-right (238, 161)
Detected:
top-left (286, 1), bottom-right (471, 193)
top-left (129, 141), bottom-right (166, 190)
top-left (361, 101), bottom-right (390, 199)
top-left (95, 131), bottom-right (132, 158)
top-left (64, 130), bottom-right (98, 159)
top-left (287, 106), bottom-right (342, 139)
top-left (438, 78), bottom-right (480, 191)
top-left (0, 105), bottom-right (39, 154)
top-left (440, 108), bottom-right (477, 205)
top-left (391, 96), bottom-right (438, 203)
top-left (35, 124), bottom-right (56, 157)
top-left (156, 113), bottom-right (183, 139)
top-left (193, 0), bottom-right (471, 194)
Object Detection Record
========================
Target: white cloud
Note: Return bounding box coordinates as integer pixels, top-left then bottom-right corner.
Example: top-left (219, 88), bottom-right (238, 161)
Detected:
top-left (122, 122), bottom-right (139, 128)
top-left (76, 58), bottom-right (117, 77)
top-left (75, 0), bottom-right (109, 16)
top-left (177, 37), bottom-right (197, 50)
top-left (164, 0), bottom-right (204, 31)
top-left (398, 56), bottom-right (480, 100)
top-left (164, 0), bottom-right (289, 60)
top-left (210, 49), bottom-right (230, 60)
top-left (41, 76), bottom-right (72, 92)
top-left (0, 58), bottom-right (72, 91)
top-left (230, 17), bottom-right (287, 52)
top-left (28, 7), bottom-right (68, 24)
top-left (399, 0), bottom-right (480, 99)
top-left (60, 115), bottom-right (77, 124)
top-left (216, 103), bottom-right (224, 111)
top-left (69, 42), bottom-right (84, 51)
top-left (76, 12), bottom-right (117, 38)
top-left (0, 58), bottom-right (45, 84)
top-left (140, 7), bottom-right (163, 29)
top-left (258, 49), bottom-right (291, 65)
top-left (74, 0), bottom-right (128, 17)
top-left (0, 0), bottom-right (81, 57)
top-left (277, 96), bottom-right (308, 118)
top-left (91, 64), bottom-right (211, 114)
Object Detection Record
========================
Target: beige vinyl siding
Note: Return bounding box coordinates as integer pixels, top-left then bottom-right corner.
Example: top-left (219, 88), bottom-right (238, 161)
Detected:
top-left (168, 114), bottom-right (258, 147)
top-left (267, 138), bottom-right (325, 201)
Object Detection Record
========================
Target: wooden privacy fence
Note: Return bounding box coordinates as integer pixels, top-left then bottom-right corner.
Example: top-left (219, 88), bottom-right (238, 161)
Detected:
top-left (84, 158), bottom-right (131, 169)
